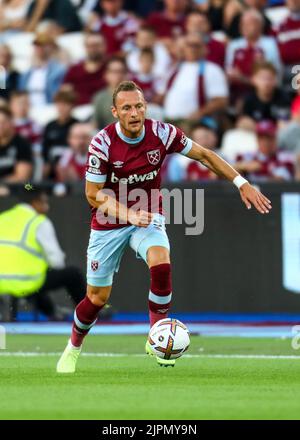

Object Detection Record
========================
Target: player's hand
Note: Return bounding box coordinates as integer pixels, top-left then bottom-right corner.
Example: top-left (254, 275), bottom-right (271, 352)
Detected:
top-left (239, 182), bottom-right (272, 214)
top-left (128, 209), bottom-right (153, 227)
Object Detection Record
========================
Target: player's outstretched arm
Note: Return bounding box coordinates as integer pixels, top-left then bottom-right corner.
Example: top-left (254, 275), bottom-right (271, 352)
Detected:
top-left (186, 142), bottom-right (272, 215)
top-left (85, 181), bottom-right (153, 227)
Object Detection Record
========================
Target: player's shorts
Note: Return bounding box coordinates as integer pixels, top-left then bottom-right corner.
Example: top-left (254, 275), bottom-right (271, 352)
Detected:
top-left (87, 213), bottom-right (170, 287)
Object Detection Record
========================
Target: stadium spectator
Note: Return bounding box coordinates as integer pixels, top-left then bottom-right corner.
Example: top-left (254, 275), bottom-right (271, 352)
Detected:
top-left (93, 56), bottom-right (128, 129)
top-left (147, 0), bottom-right (188, 48)
top-left (0, 44), bottom-right (20, 101)
top-left (235, 120), bottom-right (295, 181)
top-left (0, 187), bottom-right (86, 320)
top-left (63, 33), bottom-right (106, 105)
top-left (26, 0), bottom-right (82, 34)
top-left (0, 106), bottom-right (33, 182)
top-left (126, 25), bottom-right (172, 78)
top-left (241, 61), bottom-right (290, 123)
top-left (201, 0), bottom-right (272, 39)
top-left (163, 119), bottom-right (220, 182)
top-left (42, 89), bottom-right (78, 179)
top-left (0, 0), bottom-right (35, 41)
top-left (56, 123), bottom-right (91, 182)
top-left (163, 32), bottom-right (229, 123)
top-left (278, 95), bottom-right (300, 153)
top-left (87, 0), bottom-right (140, 54)
top-left (185, 9), bottom-right (226, 67)
top-left (10, 90), bottom-right (43, 181)
top-left (226, 8), bottom-right (281, 103)
top-left (275, 0), bottom-right (300, 66)
top-left (130, 48), bottom-right (162, 103)
top-left (18, 33), bottom-right (66, 106)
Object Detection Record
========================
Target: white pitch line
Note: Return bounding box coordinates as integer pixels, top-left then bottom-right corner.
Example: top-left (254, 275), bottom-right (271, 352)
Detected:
top-left (0, 352), bottom-right (300, 359)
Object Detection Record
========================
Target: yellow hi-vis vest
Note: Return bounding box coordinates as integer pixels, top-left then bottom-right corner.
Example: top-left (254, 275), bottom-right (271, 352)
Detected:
top-left (0, 204), bottom-right (48, 297)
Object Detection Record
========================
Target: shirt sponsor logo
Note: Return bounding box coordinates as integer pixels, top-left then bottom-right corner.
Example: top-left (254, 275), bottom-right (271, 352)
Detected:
top-left (147, 149), bottom-right (160, 165)
top-left (111, 169), bottom-right (159, 184)
top-left (89, 155), bottom-right (100, 168)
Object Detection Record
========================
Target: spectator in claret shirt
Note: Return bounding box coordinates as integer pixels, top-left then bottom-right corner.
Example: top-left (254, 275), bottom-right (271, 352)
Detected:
top-left (0, 107), bottom-right (33, 182)
top-left (56, 123), bottom-right (92, 182)
top-left (42, 89), bottom-right (78, 180)
top-left (241, 61), bottom-right (290, 123)
top-left (130, 49), bottom-right (162, 104)
top-left (63, 33), bottom-right (106, 106)
top-left (235, 120), bottom-right (295, 182)
top-left (147, 0), bottom-right (188, 47)
top-left (226, 9), bottom-right (281, 104)
top-left (275, 0), bottom-right (300, 67)
top-left (10, 90), bottom-right (43, 181)
top-left (185, 9), bottom-right (226, 67)
top-left (87, 0), bottom-right (140, 55)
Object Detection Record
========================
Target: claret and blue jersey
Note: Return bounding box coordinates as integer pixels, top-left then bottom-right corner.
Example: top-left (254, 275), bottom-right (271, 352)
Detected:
top-left (85, 118), bottom-right (193, 230)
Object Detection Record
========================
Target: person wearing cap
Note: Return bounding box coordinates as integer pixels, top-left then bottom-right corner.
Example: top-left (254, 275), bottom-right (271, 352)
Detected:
top-left (18, 33), bottom-right (66, 106)
top-left (235, 120), bottom-right (295, 181)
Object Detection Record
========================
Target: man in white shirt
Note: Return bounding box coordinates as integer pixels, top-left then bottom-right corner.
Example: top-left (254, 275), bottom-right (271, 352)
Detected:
top-left (163, 32), bottom-right (229, 121)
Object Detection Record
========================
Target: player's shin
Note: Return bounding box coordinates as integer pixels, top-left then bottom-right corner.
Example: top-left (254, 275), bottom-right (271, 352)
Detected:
top-left (148, 263), bottom-right (172, 327)
top-left (70, 295), bottom-right (104, 347)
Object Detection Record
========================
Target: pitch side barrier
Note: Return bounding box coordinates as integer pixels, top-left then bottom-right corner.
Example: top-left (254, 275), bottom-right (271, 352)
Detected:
top-left (1, 181), bottom-right (300, 313)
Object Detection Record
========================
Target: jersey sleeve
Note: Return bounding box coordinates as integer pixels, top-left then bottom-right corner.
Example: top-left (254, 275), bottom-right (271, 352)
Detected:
top-left (85, 132), bottom-right (110, 184)
top-left (166, 124), bottom-right (193, 156)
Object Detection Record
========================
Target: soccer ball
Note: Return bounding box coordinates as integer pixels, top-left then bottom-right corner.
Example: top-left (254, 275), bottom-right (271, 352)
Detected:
top-left (148, 318), bottom-right (190, 360)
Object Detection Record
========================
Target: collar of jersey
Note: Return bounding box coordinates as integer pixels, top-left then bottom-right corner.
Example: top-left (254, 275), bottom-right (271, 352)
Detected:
top-left (116, 122), bottom-right (145, 145)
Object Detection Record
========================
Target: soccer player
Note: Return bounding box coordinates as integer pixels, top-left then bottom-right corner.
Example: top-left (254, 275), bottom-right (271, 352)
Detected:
top-left (56, 81), bottom-right (272, 372)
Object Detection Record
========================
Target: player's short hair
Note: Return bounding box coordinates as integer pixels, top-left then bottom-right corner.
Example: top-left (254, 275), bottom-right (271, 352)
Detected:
top-left (252, 61), bottom-right (277, 76)
top-left (112, 81), bottom-right (144, 107)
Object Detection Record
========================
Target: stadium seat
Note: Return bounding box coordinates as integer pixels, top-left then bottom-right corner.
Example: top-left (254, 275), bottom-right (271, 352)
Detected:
top-left (57, 32), bottom-right (85, 63)
top-left (72, 104), bottom-right (93, 121)
top-left (220, 129), bottom-right (258, 162)
top-left (146, 103), bottom-right (165, 121)
top-left (265, 6), bottom-right (289, 26)
top-left (29, 104), bottom-right (57, 126)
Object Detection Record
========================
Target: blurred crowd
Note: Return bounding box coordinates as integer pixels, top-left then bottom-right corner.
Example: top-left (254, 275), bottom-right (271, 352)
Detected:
top-left (0, 0), bottom-right (300, 190)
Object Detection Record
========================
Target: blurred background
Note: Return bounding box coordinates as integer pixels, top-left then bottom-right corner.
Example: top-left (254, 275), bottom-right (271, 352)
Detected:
top-left (0, 0), bottom-right (300, 329)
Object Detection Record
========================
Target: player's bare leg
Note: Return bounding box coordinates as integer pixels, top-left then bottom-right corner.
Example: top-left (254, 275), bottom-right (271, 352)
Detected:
top-left (145, 246), bottom-right (175, 367)
top-left (56, 285), bottom-right (112, 373)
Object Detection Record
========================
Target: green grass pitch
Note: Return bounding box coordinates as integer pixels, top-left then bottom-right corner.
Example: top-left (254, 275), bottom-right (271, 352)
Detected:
top-left (1, 334), bottom-right (300, 420)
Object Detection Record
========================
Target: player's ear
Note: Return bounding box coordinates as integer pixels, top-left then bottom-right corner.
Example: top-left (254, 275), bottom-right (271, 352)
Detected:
top-left (111, 105), bottom-right (118, 119)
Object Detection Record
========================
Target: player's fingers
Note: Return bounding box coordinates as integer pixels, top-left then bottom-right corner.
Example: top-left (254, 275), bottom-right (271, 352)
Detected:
top-left (242, 195), bottom-right (252, 210)
top-left (253, 196), bottom-right (267, 214)
top-left (259, 193), bottom-right (272, 209)
top-left (258, 194), bottom-right (271, 212)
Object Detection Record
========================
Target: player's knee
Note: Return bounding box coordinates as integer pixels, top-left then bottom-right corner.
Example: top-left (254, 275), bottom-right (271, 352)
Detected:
top-left (87, 285), bottom-right (112, 307)
top-left (147, 246), bottom-right (170, 268)
top-left (150, 263), bottom-right (172, 293)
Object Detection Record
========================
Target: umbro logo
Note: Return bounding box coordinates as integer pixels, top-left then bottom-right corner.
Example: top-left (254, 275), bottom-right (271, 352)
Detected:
top-left (113, 161), bottom-right (124, 168)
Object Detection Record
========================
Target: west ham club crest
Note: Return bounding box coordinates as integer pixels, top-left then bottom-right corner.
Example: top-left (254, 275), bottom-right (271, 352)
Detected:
top-left (91, 260), bottom-right (99, 271)
top-left (147, 149), bottom-right (160, 165)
